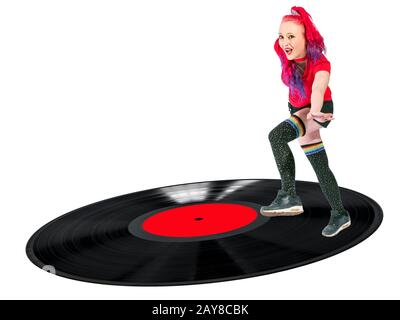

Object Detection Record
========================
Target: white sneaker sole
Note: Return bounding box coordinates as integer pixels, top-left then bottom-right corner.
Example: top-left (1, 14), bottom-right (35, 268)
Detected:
top-left (260, 205), bottom-right (304, 217)
top-left (322, 220), bottom-right (352, 237)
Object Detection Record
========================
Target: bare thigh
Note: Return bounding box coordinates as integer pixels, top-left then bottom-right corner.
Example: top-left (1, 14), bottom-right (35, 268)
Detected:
top-left (293, 108), bottom-right (323, 145)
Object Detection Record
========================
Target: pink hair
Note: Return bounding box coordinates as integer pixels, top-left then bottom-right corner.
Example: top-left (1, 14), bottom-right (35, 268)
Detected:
top-left (275, 6), bottom-right (326, 98)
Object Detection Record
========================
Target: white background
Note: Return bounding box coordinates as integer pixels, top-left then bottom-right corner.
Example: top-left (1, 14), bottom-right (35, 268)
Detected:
top-left (1, 0), bottom-right (398, 299)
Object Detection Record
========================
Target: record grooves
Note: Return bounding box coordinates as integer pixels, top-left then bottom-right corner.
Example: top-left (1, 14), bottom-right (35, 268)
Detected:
top-left (26, 179), bottom-right (383, 286)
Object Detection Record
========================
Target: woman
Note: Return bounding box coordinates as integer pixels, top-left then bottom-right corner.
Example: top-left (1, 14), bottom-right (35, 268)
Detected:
top-left (260, 6), bottom-right (351, 237)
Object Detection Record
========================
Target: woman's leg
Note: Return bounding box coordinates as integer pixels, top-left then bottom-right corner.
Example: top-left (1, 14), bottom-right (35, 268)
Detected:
top-left (295, 109), bottom-right (351, 236)
top-left (268, 115), bottom-right (305, 195)
top-left (260, 115), bottom-right (305, 216)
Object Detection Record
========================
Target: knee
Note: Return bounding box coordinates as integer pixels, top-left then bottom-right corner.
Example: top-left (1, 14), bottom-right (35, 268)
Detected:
top-left (268, 126), bottom-right (281, 144)
top-left (268, 116), bottom-right (304, 144)
top-left (268, 128), bottom-right (276, 143)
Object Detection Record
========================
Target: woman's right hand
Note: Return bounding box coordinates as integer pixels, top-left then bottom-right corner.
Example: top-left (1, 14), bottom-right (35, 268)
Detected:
top-left (307, 111), bottom-right (334, 122)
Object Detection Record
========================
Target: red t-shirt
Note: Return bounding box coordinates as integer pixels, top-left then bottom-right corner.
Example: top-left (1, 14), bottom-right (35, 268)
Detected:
top-left (276, 49), bottom-right (332, 108)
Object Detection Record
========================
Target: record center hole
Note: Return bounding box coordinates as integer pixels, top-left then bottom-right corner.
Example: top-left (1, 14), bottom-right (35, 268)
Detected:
top-left (194, 217), bottom-right (203, 221)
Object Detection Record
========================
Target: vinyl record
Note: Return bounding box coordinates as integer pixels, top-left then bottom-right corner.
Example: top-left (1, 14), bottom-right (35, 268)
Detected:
top-left (26, 179), bottom-right (383, 286)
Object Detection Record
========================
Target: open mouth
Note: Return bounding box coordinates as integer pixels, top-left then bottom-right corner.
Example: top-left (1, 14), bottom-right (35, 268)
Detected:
top-left (284, 48), bottom-right (293, 55)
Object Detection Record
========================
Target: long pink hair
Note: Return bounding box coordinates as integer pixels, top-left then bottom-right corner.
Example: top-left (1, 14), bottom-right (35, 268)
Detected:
top-left (275, 6), bottom-right (326, 98)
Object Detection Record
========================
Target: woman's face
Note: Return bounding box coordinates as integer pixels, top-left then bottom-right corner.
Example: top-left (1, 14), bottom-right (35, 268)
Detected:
top-left (278, 21), bottom-right (306, 60)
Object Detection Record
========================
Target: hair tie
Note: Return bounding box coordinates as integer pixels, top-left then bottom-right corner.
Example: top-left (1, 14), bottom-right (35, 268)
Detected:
top-left (291, 8), bottom-right (301, 16)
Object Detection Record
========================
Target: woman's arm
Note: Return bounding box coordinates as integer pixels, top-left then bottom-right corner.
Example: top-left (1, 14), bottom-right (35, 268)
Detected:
top-left (310, 70), bottom-right (330, 113)
top-left (307, 70), bottom-right (334, 122)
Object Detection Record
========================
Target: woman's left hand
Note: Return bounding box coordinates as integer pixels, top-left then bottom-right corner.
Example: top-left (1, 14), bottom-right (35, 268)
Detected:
top-left (307, 111), bottom-right (334, 122)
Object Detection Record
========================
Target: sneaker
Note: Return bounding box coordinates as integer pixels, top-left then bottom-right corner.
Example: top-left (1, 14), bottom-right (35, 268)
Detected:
top-left (322, 210), bottom-right (351, 237)
top-left (260, 189), bottom-right (304, 217)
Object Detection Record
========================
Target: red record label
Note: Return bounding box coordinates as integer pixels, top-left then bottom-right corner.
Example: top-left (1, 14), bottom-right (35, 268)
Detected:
top-left (142, 203), bottom-right (258, 237)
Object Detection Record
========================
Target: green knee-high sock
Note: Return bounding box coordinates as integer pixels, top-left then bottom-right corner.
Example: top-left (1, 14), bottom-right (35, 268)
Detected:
top-left (269, 115), bottom-right (305, 195)
top-left (301, 141), bottom-right (346, 211)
